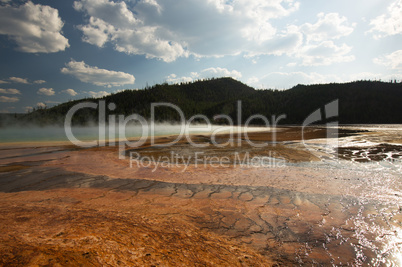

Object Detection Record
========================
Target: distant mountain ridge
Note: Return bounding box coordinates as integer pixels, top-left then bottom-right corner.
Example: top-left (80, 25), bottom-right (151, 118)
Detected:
top-left (3, 77), bottom-right (402, 126)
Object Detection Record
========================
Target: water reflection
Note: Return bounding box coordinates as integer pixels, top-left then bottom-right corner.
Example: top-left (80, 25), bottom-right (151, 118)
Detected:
top-left (294, 126), bottom-right (402, 265)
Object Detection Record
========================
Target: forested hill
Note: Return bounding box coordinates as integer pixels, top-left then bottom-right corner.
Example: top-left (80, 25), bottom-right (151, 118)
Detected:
top-left (4, 77), bottom-right (402, 126)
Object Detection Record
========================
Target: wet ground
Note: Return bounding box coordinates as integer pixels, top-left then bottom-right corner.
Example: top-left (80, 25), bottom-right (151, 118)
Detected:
top-left (0, 126), bottom-right (401, 266)
top-left (337, 143), bottom-right (402, 162)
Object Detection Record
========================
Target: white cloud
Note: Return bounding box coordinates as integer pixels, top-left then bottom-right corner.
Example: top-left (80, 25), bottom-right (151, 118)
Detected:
top-left (77, 17), bottom-right (114, 48)
top-left (368, 0), bottom-right (402, 39)
top-left (6, 77), bottom-right (45, 84)
top-left (73, 0), bottom-right (301, 61)
top-left (0, 96), bottom-right (19, 102)
top-left (36, 102), bottom-right (46, 108)
top-left (141, 0), bottom-right (162, 13)
top-left (166, 67), bottom-right (242, 84)
top-left (236, 0), bottom-right (298, 43)
top-left (286, 12), bottom-right (356, 66)
top-left (373, 50), bottom-right (402, 69)
top-left (9, 77), bottom-right (29, 84)
top-left (0, 80), bottom-right (7, 84)
top-left (63, 88), bottom-right (78, 96)
top-left (0, 2), bottom-right (69, 53)
top-left (88, 91), bottom-right (110, 98)
top-left (34, 80), bottom-right (46, 84)
top-left (37, 87), bottom-right (55, 96)
top-left (296, 41), bottom-right (355, 66)
top-left (61, 60), bottom-right (135, 87)
top-left (0, 88), bottom-right (21, 94)
top-left (244, 25), bottom-right (303, 58)
top-left (74, 0), bottom-right (187, 62)
top-left (300, 13), bottom-right (355, 43)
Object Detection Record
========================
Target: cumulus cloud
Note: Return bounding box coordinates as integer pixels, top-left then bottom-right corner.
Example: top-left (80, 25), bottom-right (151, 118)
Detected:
top-left (0, 88), bottom-right (21, 94)
top-left (0, 96), bottom-right (19, 102)
top-left (36, 102), bottom-right (46, 108)
top-left (368, 0), bottom-right (402, 39)
top-left (301, 13), bottom-right (355, 42)
top-left (240, 12), bottom-right (356, 66)
top-left (5, 77), bottom-right (46, 84)
top-left (235, 0), bottom-right (299, 43)
top-left (88, 91), bottom-right (110, 98)
top-left (166, 67), bottom-right (242, 84)
top-left (73, 0), bottom-right (301, 61)
top-left (61, 60), bottom-right (135, 87)
top-left (74, 0), bottom-right (187, 62)
top-left (37, 87), bottom-right (55, 96)
top-left (246, 25), bottom-right (303, 57)
top-left (296, 41), bottom-right (355, 66)
top-left (63, 88), bottom-right (78, 96)
top-left (373, 50), bottom-right (402, 69)
top-left (0, 1), bottom-right (69, 53)
top-left (9, 77), bottom-right (29, 84)
top-left (290, 13), bottom-right (356, 66)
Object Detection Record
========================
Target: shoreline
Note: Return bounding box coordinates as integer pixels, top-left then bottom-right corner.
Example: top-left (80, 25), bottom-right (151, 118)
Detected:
top-left (0, 124), bottom-right (275, 147)
top-left (0, 124), bottom-right (361, 147)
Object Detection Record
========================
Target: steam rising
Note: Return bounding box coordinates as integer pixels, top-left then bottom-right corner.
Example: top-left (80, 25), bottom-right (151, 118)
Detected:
top-left (0, 123), bottom-right (263, 144)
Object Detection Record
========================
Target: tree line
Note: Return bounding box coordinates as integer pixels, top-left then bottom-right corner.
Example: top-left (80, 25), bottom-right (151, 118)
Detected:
top-left (3, 77), bottom-right (402, 127)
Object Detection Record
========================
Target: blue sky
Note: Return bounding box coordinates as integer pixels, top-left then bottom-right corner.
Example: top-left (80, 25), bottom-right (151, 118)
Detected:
top-left (0, 0), bottom-right (401, 113)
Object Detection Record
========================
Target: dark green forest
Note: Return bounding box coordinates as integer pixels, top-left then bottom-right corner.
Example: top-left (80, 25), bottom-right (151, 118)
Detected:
top-left (2, 77), bottom-right (402, 126)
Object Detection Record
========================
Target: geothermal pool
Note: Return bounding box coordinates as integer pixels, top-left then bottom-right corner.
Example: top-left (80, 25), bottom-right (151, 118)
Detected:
top-left (0, 124), bottom-right (265, 143)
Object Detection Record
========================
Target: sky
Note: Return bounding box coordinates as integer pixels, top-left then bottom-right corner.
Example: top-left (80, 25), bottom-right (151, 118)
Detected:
top-left (0, 0), bottom-right (401, 113)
